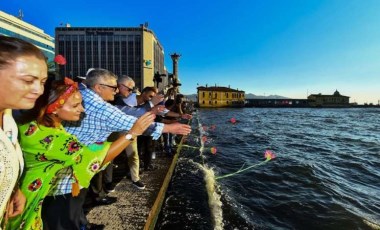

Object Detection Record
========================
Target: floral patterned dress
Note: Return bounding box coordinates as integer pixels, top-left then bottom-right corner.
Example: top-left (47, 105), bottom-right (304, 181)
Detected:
top-left (8, 121), bottom-right (110, 230)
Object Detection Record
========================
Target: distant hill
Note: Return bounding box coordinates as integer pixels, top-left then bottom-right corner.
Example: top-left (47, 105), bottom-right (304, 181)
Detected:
top-left (183, 93), bottom-right (289, 101)
top-left (245, 93), bottom-right (289, 99)
top-left (184, 94), bottom-right (197, 101)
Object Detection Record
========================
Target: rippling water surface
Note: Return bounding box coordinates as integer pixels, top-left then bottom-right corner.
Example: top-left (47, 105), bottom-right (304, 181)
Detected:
top-left (156, 108), bottom-right (380, 230)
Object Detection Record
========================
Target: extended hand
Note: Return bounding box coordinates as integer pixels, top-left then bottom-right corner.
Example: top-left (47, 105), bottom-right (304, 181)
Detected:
top-left (151, 94), bottom-right (164, 106)
top-left (151, 105), bottom-right (166, 115)
top-left (181, 114), bottom-right (193, 120)
top-left (164, 123), bottom-right (191, 135)
top-left (130, 112), bottom-right (155, 135)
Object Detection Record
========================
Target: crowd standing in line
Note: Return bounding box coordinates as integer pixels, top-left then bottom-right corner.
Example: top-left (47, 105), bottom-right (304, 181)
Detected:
top-left (112, 76), bottom-right (192, 190)
top-left (63, 68), bottom-right (191, 229)
top-left (0, 35), bottom-right (193, 230)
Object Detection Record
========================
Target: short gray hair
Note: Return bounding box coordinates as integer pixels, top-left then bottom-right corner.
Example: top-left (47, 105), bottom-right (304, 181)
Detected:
top-left (117, 75), bottom-right (134, 85)
top-left (85, 68), bottom-right (118, 88)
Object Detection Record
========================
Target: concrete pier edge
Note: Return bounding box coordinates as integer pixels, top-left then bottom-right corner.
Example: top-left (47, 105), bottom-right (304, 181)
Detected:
top-left (144, 136), bottom-right (185, 230)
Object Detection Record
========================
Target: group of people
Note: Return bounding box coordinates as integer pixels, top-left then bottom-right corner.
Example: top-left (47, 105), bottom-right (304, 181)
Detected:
top-left (0, 35), bottom-right (192, 230)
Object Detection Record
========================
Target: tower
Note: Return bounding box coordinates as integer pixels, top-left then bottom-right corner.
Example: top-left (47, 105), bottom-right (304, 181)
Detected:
top-left (170, 52), bottom-right (181, 81)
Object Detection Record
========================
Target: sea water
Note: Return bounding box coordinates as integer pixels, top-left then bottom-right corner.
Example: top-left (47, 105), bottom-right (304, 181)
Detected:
top-left (156, 108), bottom-right (380, 230)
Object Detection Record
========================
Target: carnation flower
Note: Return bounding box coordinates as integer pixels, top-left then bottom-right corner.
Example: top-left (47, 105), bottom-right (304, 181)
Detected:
top-left (264, 150), bottom-right (276, 160)
top-left (210, 147), bottom-right (217, 154)
top-left (54, 55), bottom-right (66, 65)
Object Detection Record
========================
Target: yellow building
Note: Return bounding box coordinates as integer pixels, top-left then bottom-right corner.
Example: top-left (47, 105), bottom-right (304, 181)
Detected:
top-left (308, 90), bottom-right (349, 107)
top-left (197, 85), bottom-right (245, 108)
top-left (0, 10), bottom-right (55, 61)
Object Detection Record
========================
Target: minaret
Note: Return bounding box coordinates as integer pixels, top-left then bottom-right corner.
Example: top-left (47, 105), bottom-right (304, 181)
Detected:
top-left (17, 9), bottom-right (24, 20)
top-left (170, 52), bottom-right (181, 81)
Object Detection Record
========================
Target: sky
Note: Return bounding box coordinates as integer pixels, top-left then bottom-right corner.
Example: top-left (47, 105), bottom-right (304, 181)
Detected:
top-left (1, 0), bottom-right (380, 104)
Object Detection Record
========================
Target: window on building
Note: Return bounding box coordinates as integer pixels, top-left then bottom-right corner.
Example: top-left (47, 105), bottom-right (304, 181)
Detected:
top-left (93, 35), bottom-right (99, 68)
top-left (121, 35), bottom-right (127, 74)
top-left (79, 35), bottom-right (86, 75)
top-left (107, 35), bottom-right (114, 72)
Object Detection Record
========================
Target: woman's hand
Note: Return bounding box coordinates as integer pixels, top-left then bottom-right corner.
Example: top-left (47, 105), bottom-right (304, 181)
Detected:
top-left (7, 188), bottom-right (26, 218)
top-left (102, 112), bottom-right (156, 165)
top-left (129, 112), bottom-right (156, 135)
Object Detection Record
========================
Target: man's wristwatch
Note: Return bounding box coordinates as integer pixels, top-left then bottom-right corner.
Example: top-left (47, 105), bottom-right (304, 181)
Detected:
top-left (125, 133), bottom-right (135, 141)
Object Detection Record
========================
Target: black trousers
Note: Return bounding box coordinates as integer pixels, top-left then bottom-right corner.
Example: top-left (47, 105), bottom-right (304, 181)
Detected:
top-left (137, 135), bottom-right (153, 170)
top-left (89, 167), bottom-right (110, 200)
top-left (42, 189), bottom-right (88, 230)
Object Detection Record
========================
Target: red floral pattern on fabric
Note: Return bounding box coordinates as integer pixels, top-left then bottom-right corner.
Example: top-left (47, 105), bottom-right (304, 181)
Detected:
top-left (25, 124), bottom-right (37, 136)
top-left (28, 179), bottom-right (42, 192)
top-left (35, 153), bottom-right (48, 161)
top-left (68, 141), bottom-right (80, 152)
top-left (61, 137), bottom-right (83, 155)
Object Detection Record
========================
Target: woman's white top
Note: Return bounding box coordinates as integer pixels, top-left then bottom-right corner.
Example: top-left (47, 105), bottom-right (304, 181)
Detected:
top-left (0, 109), bottom-right (24, 223)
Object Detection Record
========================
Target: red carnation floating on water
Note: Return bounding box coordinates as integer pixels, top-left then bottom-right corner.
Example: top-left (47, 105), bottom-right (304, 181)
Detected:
top-left (210, 147), bottom-right (217, 155)
top-left (264, 150), bottom-right (276, 160)
top-left (230, 117), bottom-right (237, 124)
top-left (54, 55), bottom-right (66, 65)
top-left (216, 150), bottom-right (277, 180)
top-left (182, 144), bottom-right (218, 156)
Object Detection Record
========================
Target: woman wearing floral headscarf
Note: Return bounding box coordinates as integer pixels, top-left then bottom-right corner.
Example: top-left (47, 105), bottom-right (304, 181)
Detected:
top-left (8, 78), bottom-right (155, 229)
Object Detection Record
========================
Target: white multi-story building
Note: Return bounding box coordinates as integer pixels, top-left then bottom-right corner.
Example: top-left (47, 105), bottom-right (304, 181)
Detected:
top-left (0, 10), bottom-right (55, 61)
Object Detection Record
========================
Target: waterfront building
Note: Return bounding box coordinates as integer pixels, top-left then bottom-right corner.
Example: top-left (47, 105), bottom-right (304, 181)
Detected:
top-left (245, 98), bottom-right (309, 107)
top-left (55, 25), bottom-right (167, 91)
top-left (308, 90), bottom-right (350, 107)
top-left (197, 85), bottom-right (245, 108)
top-left (0, 10), bottom-right (55, 61)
